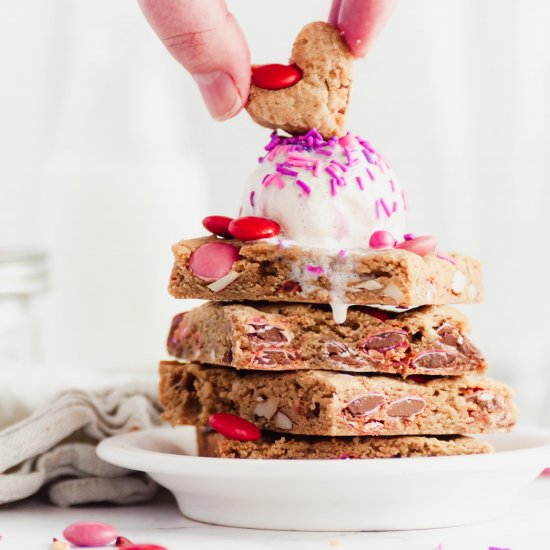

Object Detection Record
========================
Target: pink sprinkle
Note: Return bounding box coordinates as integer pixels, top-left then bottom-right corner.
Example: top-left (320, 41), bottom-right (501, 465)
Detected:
top-left (316, 148), bottom-right (333, 156)
top-left (338, 249), bottom-right (347, 258)
top-left (267, 145), bottom-right (280, 161)
top-left (264, 134), bottom-right (280, 151)
top-left (250, 191), bottom-right (255, 207)
top-left (356, 176), bottom-right (364, 190)
top-left (366, 168), bottom-right (375, 181)
top-left (272, 174), bottom-right (286, 189)
top-left (348, 158), bottom-right (360, 167)
top-left (375, 199), bottom-right (380, 219)
top-left (343, 147), bottom-right (353, 165)
top-left (258, 156), bottom-right (265, 163)
top-left (436, 253), bottom-right (457, 265)
top-left (276, 164), bottom-right (298, 177)
top-left (325, 165), bottom-right (340, 179)
top-left (379, 197), bottom-right (392, 217)
top-left (296, 179), bottom-right (311, 195)
top-left (330, 179), bottom-right (337, 196)
top-left (288, 152), bottom-right (311, 161)
top-left (436, 545), bottom-right (443, 550)
top-left (331, 160), bottom-right (348, 172)
top-left (389, 179), bottom-right (396, 192)
top-left (403, 233), bottom-right (415, 240)
top-left (263, 174), bottom-right (276, 187)
top-left (392, 201), bottom-right (398, 213)
top-left (306, 264), bottom-right (324, 275)
top-left (362, 148), bottom-right (375, 164)
top-left (313, 160), bottom-right (321, 177)
top-left (401, 190), bottom-right (408, 211)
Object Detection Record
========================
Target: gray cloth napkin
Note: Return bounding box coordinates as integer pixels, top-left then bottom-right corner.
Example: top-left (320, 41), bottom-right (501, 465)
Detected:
top-left (0, 383), bottom-right (162, 507)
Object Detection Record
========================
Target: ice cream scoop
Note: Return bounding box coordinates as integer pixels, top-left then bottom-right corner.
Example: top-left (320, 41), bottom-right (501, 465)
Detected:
top-left (240, 129), bottom-right (406, 251)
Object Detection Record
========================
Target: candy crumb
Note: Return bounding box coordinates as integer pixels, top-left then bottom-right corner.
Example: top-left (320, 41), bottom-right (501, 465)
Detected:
top-left (52, 539), bottom-right (70, 550)
top-left (329, 538), bottom-right (340, 546)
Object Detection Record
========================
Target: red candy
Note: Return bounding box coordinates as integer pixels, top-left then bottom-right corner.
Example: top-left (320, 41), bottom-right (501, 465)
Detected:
top-left (209, 413), bottom-right (261, 441)
top-left (396, 235), bottom-right (437, 257)
top-left (202, 215), bottom-right (233, 239)
top-left (251, 64), bottom-right (302, 90)
top-left (188, 242), bottom-right (240, 281)
top-left (228, 216), bottom-right (280, 241)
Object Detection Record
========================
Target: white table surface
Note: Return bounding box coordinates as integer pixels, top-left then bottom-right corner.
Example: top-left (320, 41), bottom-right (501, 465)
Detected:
top-left (2, 476), bottom-right (550, 550)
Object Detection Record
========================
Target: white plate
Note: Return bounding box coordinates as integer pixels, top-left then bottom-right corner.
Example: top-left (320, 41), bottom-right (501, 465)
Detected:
top-left (97, 425), bottom-right (550, 531)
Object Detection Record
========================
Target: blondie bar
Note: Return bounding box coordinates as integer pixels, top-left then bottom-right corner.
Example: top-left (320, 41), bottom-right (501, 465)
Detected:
top-left (167, 302), bottom-right (487, 376)
top-left (197, 428), bottom-right (493, 459)
top-left (160, 362), bottom-right (515, 437)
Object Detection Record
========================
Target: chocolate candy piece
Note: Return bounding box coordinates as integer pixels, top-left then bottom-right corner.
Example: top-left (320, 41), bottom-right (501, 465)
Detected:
top-left (466, 390), bottom-right (503, 413)
top-left (362, 330), bottom-right (408, 353)
top-left (411, 350), bottom-right (455, 370)
top-left (188, 242), bottom-right (240, 281)
top-left (246, 322), bottom-right (290, 345)
top-left (325, 341), bottom-right (363, 367)
top-left (344, 394), bottom-right (385, 417)
top-left (387, 397), bottom-right (426, 418)
top-left (253, 348), bottom-right (297, 367)
top-left (167, 312), bottom-right (185, 350)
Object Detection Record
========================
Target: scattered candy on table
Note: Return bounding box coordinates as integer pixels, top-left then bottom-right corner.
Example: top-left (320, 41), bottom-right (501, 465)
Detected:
top-left (62, 522), bottom-right (118, 547)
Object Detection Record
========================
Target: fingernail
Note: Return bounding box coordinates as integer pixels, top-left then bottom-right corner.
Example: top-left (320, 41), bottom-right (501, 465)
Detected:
top-left (193, 71), bottom-right (243, 121)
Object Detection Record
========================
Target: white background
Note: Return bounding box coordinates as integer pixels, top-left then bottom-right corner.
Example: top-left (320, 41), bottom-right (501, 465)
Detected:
top-left (1, 1), bottom-right (550, 422)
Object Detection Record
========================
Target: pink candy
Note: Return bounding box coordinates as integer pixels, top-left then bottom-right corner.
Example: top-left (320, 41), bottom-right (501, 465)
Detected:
top-left (369, 230), bottom-right (396, 250)
top-left (63, 522), bottom-right (117, 547)
top-left (338, 133), bottom-right (359, 149)
top-left (189, 242), bottom-right (240, 282)
top-left (395, 235), bottom-right (437, 256)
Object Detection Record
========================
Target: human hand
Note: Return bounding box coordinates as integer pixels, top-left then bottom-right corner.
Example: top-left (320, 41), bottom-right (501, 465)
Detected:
top-left (138, 0), bottom-right (398, 121)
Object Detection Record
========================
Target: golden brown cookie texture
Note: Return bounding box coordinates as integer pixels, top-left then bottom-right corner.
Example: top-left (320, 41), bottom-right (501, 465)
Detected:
top-left (246, 21), bottom-right (353, 139)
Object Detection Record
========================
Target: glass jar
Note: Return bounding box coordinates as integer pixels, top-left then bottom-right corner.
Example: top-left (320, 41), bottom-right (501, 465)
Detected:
top-left (0, 250), bottom-right (48, 367)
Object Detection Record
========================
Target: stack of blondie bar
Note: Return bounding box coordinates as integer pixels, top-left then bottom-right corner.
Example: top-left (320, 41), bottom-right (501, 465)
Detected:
top-left (158, 21), bottom-right (515, 460)
top-left (159, 229), bottom-right (516, 459)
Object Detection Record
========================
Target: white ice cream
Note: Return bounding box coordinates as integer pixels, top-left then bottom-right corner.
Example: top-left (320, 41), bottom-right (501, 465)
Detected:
top-left (240, 132), bottom-right (406, 251)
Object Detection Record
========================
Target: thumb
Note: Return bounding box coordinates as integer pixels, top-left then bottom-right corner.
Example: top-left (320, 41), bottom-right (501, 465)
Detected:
top-left (139, 0), bottom-right (250, 120)
top-left (329, 0), bottom-right (398, 58)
